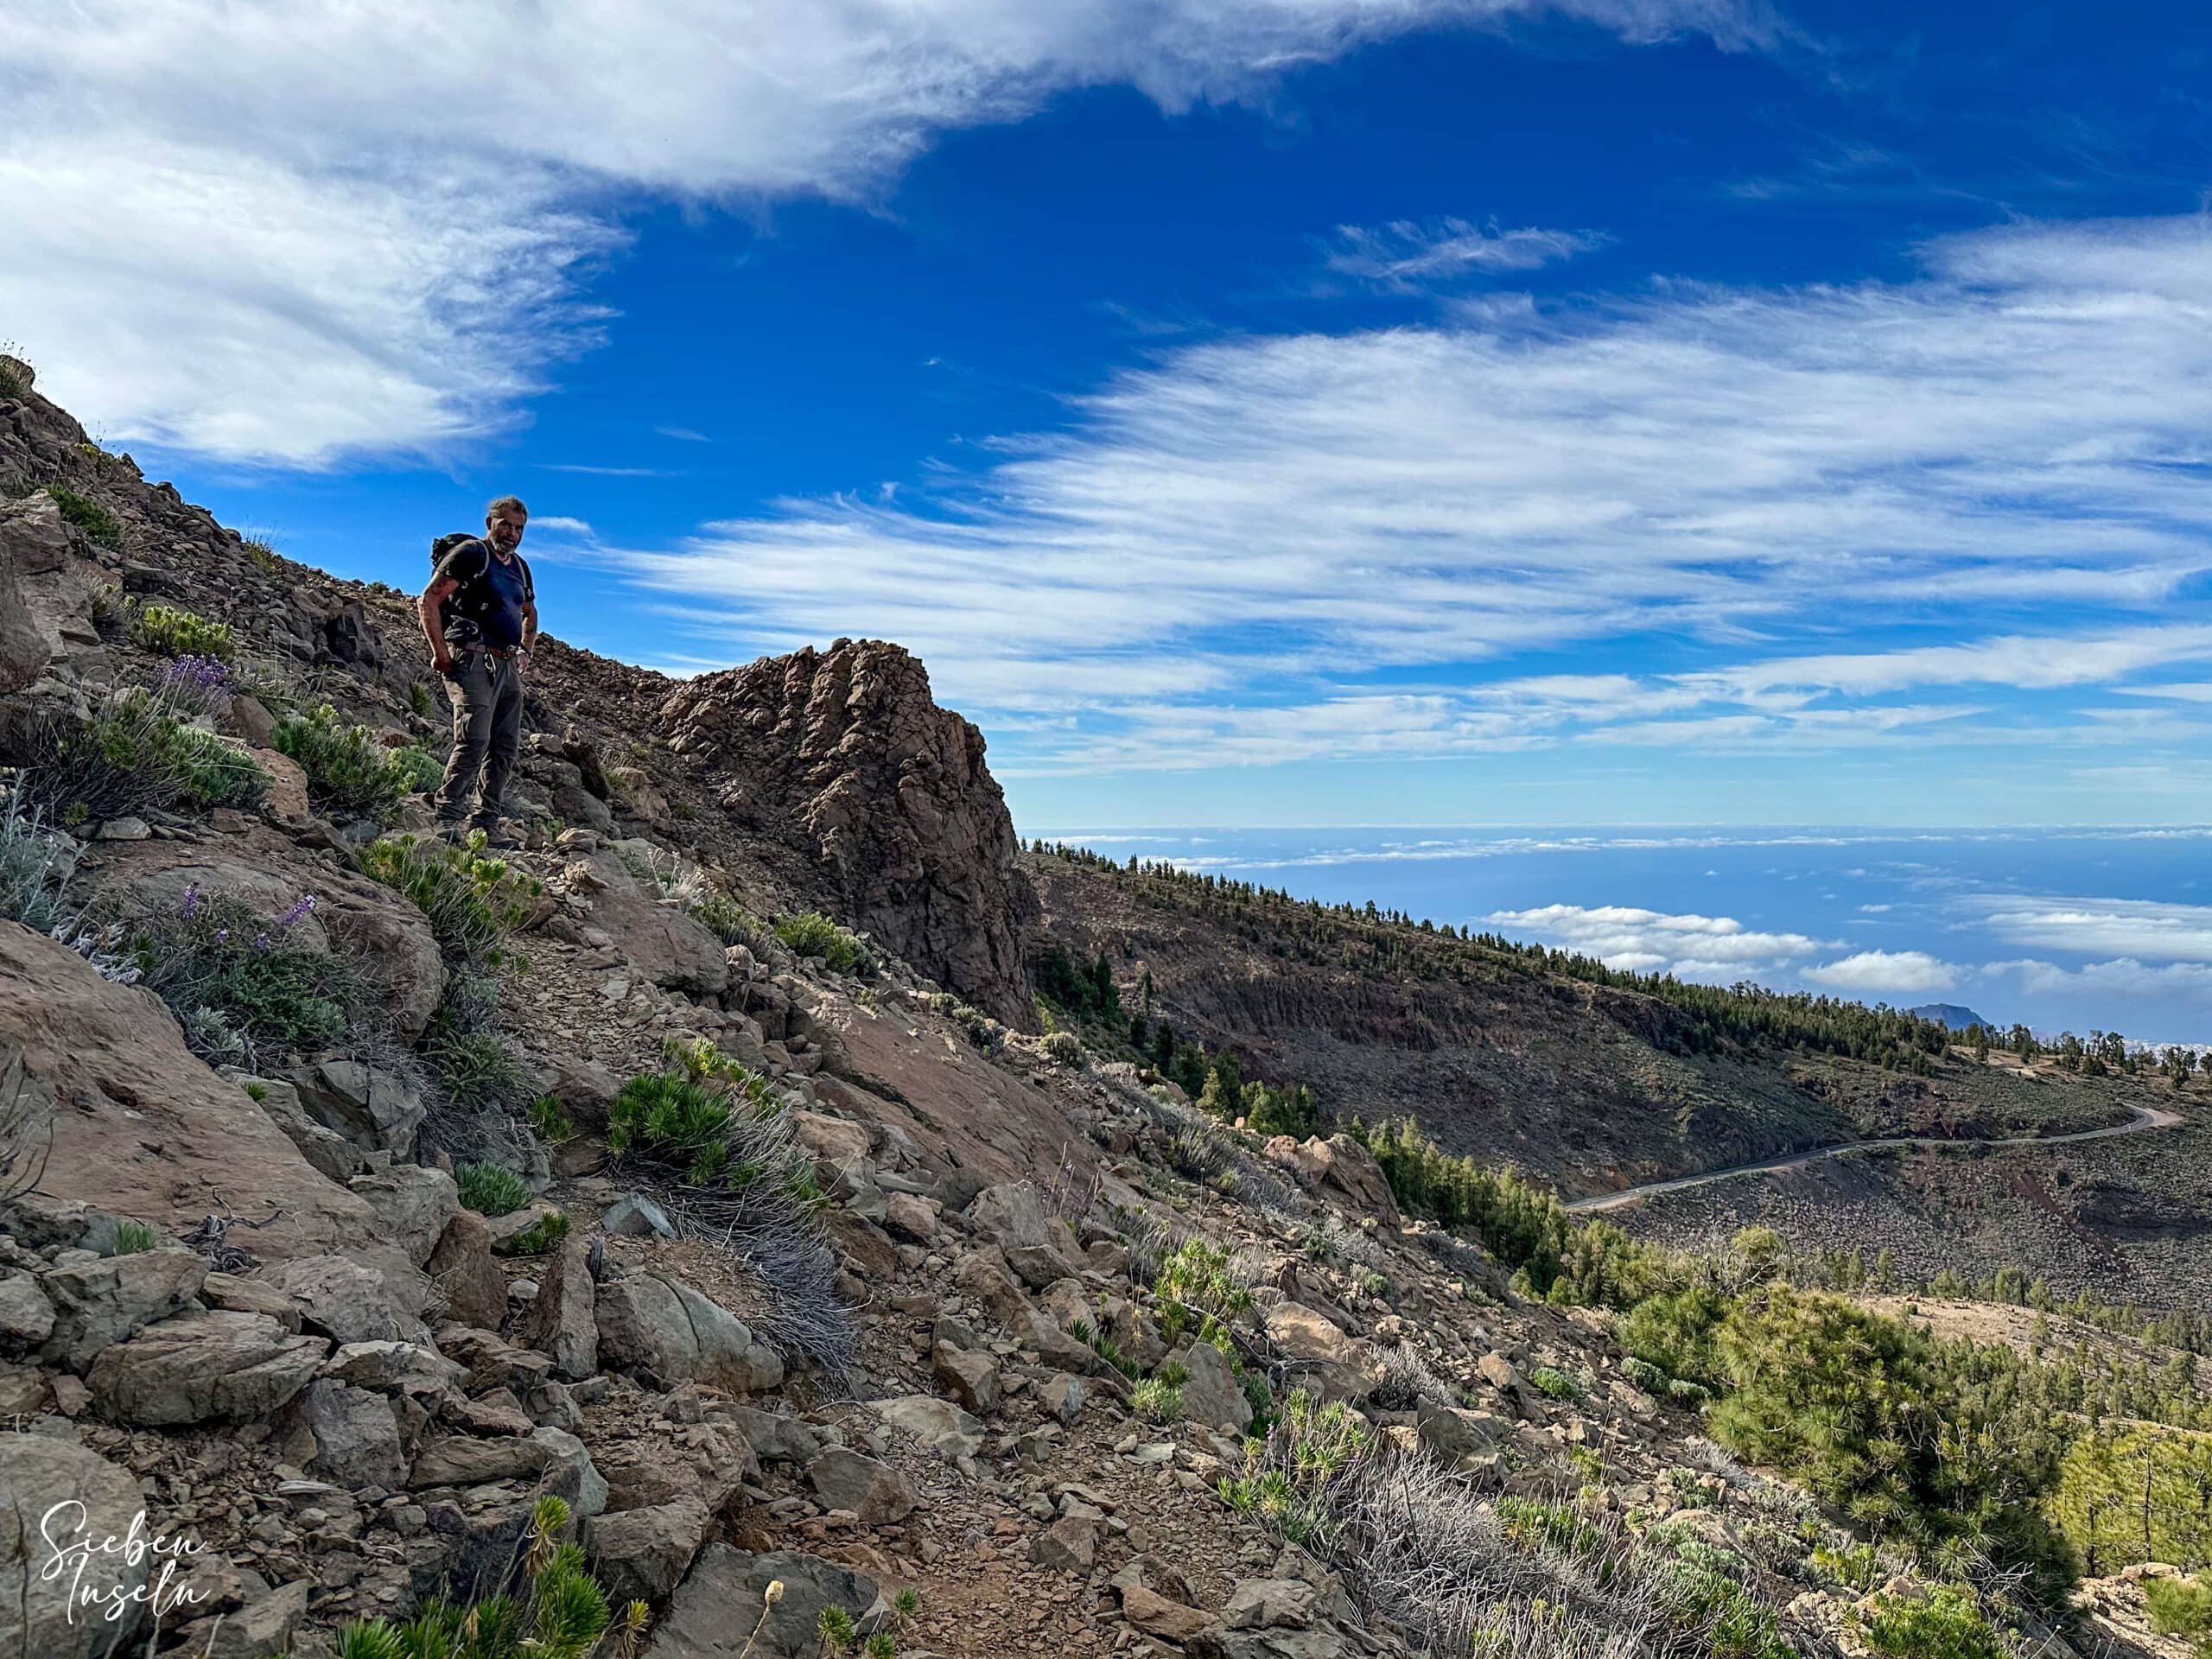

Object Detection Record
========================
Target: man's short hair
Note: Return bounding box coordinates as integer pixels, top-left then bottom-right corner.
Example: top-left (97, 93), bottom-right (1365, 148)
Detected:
top-left (486, 494), bottom-right (529, 524)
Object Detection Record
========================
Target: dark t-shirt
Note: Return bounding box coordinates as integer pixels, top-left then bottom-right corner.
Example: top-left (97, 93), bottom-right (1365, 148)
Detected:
top-left (434, 538), bottom-right (533, 650)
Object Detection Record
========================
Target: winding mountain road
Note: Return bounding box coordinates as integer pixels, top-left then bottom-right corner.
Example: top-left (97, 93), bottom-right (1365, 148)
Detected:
top-left (1564, 1103), bottom-right (2186, 1215)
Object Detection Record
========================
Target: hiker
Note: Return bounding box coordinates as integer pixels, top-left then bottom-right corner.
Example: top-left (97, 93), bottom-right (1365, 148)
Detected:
top-left (420, 495), bottom-right (537, 848)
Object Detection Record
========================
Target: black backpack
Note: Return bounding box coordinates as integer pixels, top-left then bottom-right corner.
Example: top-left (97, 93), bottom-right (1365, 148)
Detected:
top-left (429, 531), bottom-right (532, 639)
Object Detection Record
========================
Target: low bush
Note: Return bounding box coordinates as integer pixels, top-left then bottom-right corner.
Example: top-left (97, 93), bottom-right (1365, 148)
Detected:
top-left (1132, 1376), bottom-right (1185, 1423)
top-left (608, 1043), bottom-right (850, 1372)
top-left (359, 834), bottom-right (538, 965)
top-left (334, 1495), bottom-right (635, 1659)
top-left (1850, 1586), bottom-right (2006, 1659)
top-left (772, 910), bottom-right (874, 976)
top-left (2146, 1575), bottom-right (2212, 1656)
top-left (16, 688), bottom-right (269, 825)
top-left (1529, 1365), bottom-right (1582, 1401)
top-left (692, 889), bottom-right (763, 948)
top-left (130, 603), bottom-right (234, 661)
top-left (112, 1219), bottom-right (158, 1255)
top-left (1, 784), bottom-right (73, 932)
top-left (276, 704), bottom-right (441, 823)
top-left (502, 1211), bottom-right (570, 1256)
top-left (49, 486), bottom-right (122, 548)
top-left (457, 1161), bottom-right (531, 1217)
top-left (127, 887), bottom-right (367, 1071)
top-left (1154, 1236), bottom-right (1255, 1349)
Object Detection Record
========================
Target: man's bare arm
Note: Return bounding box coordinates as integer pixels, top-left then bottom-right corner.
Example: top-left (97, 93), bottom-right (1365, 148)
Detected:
top-left (521, 598), bottom-right (539, 652)
top-left (421, 576), bottom-right (461, 673)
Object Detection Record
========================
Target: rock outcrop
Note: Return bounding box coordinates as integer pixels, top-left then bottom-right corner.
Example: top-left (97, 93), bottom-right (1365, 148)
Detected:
top-left (661, 641), bottom-right (1038, 1023)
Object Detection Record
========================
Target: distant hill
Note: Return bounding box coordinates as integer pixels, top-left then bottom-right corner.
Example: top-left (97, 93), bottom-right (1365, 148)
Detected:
top-left (1909, 1002), bottom-right (1997, 1032)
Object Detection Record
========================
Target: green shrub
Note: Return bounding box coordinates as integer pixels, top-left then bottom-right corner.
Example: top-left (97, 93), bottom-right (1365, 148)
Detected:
top-left (1622, 1355), bottom-right (1670, 1395)
top-left (457, 1162), bottom-right (531, 1217)
top-left (2146, 1575), bottom-right (2212, 1656)
top-left (19, 689), bottom-right (269, 823)
top-left (130, 890), bottom-right (365, 1071)
top-left (1496, 1496), bottom-right (1604, 1555)
top-left (276, 704), bottom-right (439, 822)
top-left (773, 910), bottom-right (874, 975)
top-left (0, 351), bottom-right (29, 401)
top-left (528, 1093), bottom-right (575, 1143)
top-left (240, 536), bottom-right (283, 573)
top-left (49, 486), bottom-right (122, 548)
top-left (130, 603), bottom-right (234, 661)
top-left (423, 1017), bottom-right (525, 1113)
top-left (335, 1496), bottom-right (614, 1659)
top-left (817, 1606), bottom-right (855, 1650)
top-left (1, 785), bottom-right (73, 932)
top-left (1529, 1365), bottom-right (1582, 1401)
top-left (1133, 1376), bottom-right (1185, 1423)
top-left (502, 1210), bottom-right (570, 1256)
top-left (1851, 1586), bottom-right (2005, 1659)
top-left (693, 890), bottom-right (763, 948)
top-left (111, 1219), bottom-right (158, 1255)
top-left (359, 834), bottom-right (538, 965)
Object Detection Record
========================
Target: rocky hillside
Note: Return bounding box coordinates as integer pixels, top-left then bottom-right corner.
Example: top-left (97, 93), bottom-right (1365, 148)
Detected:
top-left (1025, 848), bottom-right (2147, 1198)
top-left (1, 354), bottom-right (2204, 1659)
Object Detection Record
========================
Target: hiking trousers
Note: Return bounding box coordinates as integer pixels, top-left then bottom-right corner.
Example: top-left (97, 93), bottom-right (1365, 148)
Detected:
top-left (433, 649), bottom-right (524, 824)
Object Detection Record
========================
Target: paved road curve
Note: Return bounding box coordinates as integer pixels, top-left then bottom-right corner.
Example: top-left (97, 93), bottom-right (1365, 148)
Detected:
top-left (1564, 1103), bottom-right (2185, 1215)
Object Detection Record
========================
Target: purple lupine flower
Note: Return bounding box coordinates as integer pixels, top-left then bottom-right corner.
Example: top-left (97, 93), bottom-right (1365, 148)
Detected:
top-left (181, 883), bottom-right (201, 919)
top-left (164, 654), bottom-right (232, 694)
top-left (213, 928), bottom-right (230, 944)
top-left (252, 934), bottom-right (270, 951)
top-left (277, 893), bottom-right (318, 927)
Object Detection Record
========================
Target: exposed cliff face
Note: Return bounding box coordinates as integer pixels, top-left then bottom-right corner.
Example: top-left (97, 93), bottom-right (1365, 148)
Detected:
top-left (661, 642), bottom-right (1038, 1026)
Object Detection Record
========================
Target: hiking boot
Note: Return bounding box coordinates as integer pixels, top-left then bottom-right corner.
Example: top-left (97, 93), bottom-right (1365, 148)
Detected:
top-left (434, 817), bottom-right (474, 843)
top-left (470, 817), bottom-right (523, 851)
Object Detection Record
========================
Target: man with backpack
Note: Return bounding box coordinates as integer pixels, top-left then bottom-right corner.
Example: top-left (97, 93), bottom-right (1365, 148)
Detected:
top-left (420, 496), bottom-right (537, 848)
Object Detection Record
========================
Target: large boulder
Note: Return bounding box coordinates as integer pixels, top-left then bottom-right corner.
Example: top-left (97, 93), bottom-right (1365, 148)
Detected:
top-left (40, 1248), bottom-right (208, 1372)
top-left (646, 1544), bottom-right (880, 1659)
top-left (577, 851), bottom-right (728, 996)
top-left (86, 1311), bottom-right (327, 1424)
top-left (267, 1254), bottom-right (430, 1345)
top-left (1273, 1135), bottom-right (1400, 1226)
top-left (967, 1180), bottom-right (1080, 1289)
top-left (520, 1231), bottom-right (597, 1380)
top-left (424, 1210), bottom-right (505, 1329)
top-left (594, 1274), bottom-right (782, 1394)
top-left (287, 1059), bottom-right (426, 1156)
top-left (348, 1164), bottom-right (461, 1267)
top-left (0, 1433), bottom-right (149, 1659)
top-left (658, 640), bottom-right (1039, 1023)
top-left (0, 493), bottom-right (58, 690)
top-left (806, 1446), bottom-right (917, 1523)
top-left (586, 1497), bottom-right (712, 1604)
top-left (1179, 1338), bottom-right (1254, 1435)
top-left (291, 1378), bottom-right (409, 1488)
top-left (0, 926), bottom-right (394, 1268)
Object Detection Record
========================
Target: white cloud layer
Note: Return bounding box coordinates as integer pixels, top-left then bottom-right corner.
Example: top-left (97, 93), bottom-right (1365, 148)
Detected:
top-left (1967, 895), bottom-right (2212, 964)
top-left (618, 211), bottom-right (2212, 769)
top-left (1483, 903), bottom-right (1827, 982)
top-left (0, 0), bottom-right (1764, 464)
top-left (1803, 949), bottom-right (1958, 995)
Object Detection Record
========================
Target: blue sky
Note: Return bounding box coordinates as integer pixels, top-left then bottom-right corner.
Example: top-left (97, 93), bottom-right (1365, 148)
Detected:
top-left (6, 0), bottom-right (2212, 836)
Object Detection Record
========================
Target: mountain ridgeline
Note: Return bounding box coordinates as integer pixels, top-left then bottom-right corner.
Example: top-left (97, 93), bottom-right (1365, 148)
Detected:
top-left (1022, 842), bottom-right (2152, 1197)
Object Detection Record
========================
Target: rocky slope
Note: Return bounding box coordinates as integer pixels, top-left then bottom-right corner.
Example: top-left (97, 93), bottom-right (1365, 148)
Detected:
top-left (1025, 849), bottom-right (2147, 1198)
top-left (0, 355), bottom-right (2198, 1659)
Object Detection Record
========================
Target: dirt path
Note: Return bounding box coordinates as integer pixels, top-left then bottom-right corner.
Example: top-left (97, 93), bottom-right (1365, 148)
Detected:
top-left (1566, 1103), bottom-right (2186, 1214)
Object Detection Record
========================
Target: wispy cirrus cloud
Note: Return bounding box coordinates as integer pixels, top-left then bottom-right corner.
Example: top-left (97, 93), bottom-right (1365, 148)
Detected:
top-left (617, 211), bottom-right (2212, 773)
top-left (0, 0), bottom-right (1769, 465)
top-left (1319, 219), bottom-right (1610, 289)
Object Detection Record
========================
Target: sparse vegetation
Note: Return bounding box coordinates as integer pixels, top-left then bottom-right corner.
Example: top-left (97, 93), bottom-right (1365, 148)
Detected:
top-left (333, 1496), bottom-right (616, 1659)
top-left (773, 910), bottom-right (874, 976)
top-left (130, 602), bottom-right (234, 661)
top-left (111, 1218), bottom-right (157, 1254)
top-left (457, 1161), bottom-right (531, 1217)
top-left (49, 485), bottom-right (123, 548)
top-left (276, 703), bottom-right (441, 822)
top-left (359, 834), bottom-right (539, 965)
top-left (15, 687), bottom-right (270, 823)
